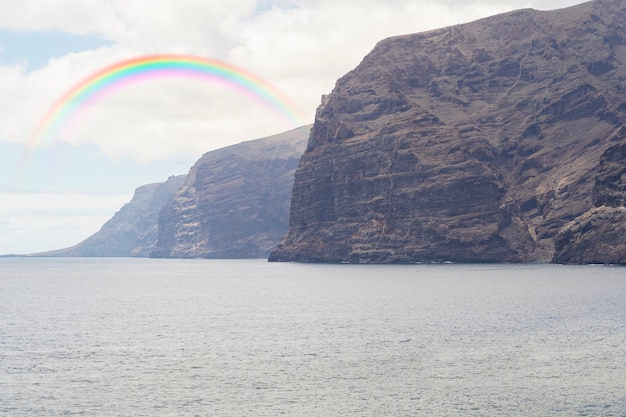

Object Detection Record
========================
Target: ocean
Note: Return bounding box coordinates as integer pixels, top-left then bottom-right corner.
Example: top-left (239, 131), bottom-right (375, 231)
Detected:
top-left (1, 258), bottom-right (625, 416)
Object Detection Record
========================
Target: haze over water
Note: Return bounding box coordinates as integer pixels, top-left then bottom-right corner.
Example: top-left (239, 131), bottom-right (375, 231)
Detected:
top-left (1, 258), bottom-right (625, 416)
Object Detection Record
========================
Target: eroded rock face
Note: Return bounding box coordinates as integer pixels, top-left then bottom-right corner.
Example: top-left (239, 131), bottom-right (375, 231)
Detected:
top-left (151, 126), bottom-right (309, 259)
top-left (553, 132), bottom-right (626, 264)
top-left (36, 175), bottom-right (186, 257)
top-left (270, 0), bottom-right (626, 263)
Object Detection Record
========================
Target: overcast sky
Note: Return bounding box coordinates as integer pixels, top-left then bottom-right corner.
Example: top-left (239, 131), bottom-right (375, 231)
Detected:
top-left (0, 0), bottom-right (586, 254)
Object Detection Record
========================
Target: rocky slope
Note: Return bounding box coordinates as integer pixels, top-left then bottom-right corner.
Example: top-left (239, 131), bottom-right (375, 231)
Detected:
top-left (553, 135), bottom-right (626, 263)
top-left (151, 126), bottom-right (309, 258)
top-left (37, 175), bottom-right (186, 257)
top-left (270, 0), bottom-right (626, 264)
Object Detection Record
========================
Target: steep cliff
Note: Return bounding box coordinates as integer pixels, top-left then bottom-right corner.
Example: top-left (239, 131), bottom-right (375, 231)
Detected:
top-left (38, 175), bottom-right (186, 257)
top-left (151, 126), bottom-right (309, 258)
top-left (270, 0), bottom-right (626, 264)
top-left (553, 130), bottom-right (626, 264)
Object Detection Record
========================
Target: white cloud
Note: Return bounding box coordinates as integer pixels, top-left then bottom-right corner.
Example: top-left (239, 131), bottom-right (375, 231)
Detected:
top-left (1, 0), bottom-right (586, 164)
top-left (0, 191), bottom-right (131, 254)
top-left (1, 191), bottom-right (129, 215)
top-left (0, 1), bottom-right (107, 33)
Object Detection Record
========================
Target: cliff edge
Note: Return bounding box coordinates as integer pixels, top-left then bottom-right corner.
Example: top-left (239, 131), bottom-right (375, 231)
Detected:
top-left (151, 126), bottom-right (309, 258)
top-left (37, 175), bottom-right (186, 257)
top-left (270, 0), bottom-right (626, 264)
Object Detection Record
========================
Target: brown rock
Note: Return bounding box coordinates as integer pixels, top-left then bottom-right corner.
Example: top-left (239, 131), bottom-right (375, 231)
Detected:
top-left (151, 126), bottom-right (309, 259)
top-left (553, 133), bottom-right (626, 264)
top-left (270, 0), bottom-right (626, 263)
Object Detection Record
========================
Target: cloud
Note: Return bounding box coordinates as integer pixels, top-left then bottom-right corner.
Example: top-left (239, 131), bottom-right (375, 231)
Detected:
top-left (0, 0), bottom-right (258, 54)
top-left (0, 0), bottom-right (586, 166)
top-left (0, 30), bottom-right (112, 70)
top-left (0, 191), bottom-right (131, 254)
top-left (1, 190), bottom-right (129, 215)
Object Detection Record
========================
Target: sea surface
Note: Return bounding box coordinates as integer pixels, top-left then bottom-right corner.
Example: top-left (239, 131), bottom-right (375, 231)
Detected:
top-left (1, 258), bottom-right (625, 416)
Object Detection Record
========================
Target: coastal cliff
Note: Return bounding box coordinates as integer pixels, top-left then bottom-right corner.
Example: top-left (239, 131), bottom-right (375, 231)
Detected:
top-left (270, 0), bottom-right (626, 264)
top-left (151, 126), bottom-right (309, 258)
top-left (37, 175), bottom-right (186, 257)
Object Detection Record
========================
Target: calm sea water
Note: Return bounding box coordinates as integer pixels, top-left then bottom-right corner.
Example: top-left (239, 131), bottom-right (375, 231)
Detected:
top-left (1, 258), bottom-right (625, 416)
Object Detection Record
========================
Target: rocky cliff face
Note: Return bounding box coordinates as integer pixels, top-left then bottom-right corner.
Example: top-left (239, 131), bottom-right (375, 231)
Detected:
top-left (151, 126), bottom-right (309, 258)
top-left (270, 0), bottom-right (626, 264)
top-left (553, 131), bottom-right (626, 264)
top-left (38, 175), bottom-right (186, 257)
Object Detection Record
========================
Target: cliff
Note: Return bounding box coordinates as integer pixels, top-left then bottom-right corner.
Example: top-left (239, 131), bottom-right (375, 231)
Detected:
top-left (553, 135), bottom-right (626, 264)
top-left (270, 0), bottom-right (626, 264)
top-left (37, 175), bottom-right (186, 257)
top-left (150, 126), bottom-right (309, 258)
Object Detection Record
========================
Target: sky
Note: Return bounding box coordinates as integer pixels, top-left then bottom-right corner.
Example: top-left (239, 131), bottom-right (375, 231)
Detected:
top-left (0, 0), bottom-right (587, 255)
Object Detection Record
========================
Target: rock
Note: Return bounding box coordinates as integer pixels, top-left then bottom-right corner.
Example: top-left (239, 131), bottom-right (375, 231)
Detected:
top-left (150, 126), bottom-right (310, 259)
top-left (552, 206), bottom-right (626, 264)
top-left (36, 175), bottom-right (186, 257)
top-left (270, 0), bottom-right (626, 263)
top-left (553, 134), bottom-right (626, 264)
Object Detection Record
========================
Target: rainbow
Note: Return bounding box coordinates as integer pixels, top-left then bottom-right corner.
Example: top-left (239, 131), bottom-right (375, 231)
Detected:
top-left (27, 54), bottom-right (306, 150)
